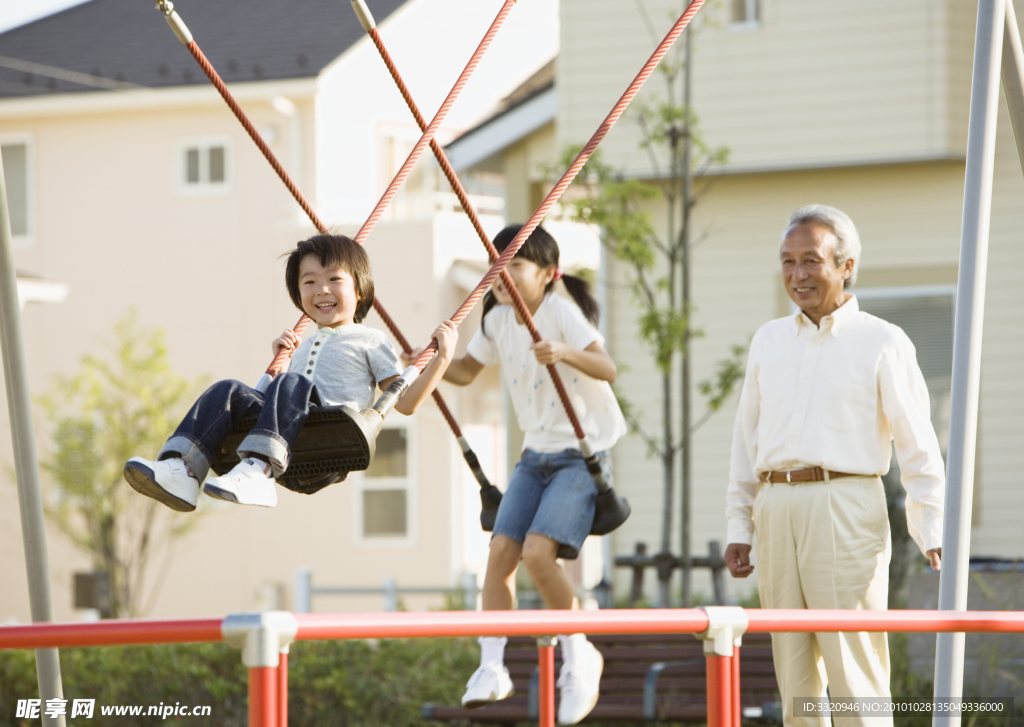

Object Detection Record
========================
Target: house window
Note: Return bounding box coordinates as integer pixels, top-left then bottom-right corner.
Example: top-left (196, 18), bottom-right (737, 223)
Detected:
top-left (179, 139), bottom-right (230, 192)
top-left (1, 139), bottom-right (32, 245)
top-left (859, 285), bottom-right (967, 523)
top-left (358, 427), bottom-right (413, 542)
top-left (857, 286), bottom-right (955, 450)
top-left (730, 0), bottom-right (760, 28)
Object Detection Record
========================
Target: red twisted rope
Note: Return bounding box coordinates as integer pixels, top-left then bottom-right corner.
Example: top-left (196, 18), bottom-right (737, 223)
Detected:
top-left (183, 39), bottom-right (467, 436)
top-left (367, 27), bottom-right (592, 440)
top-left (354, 0), bottom-right (516, 246)
top-left (410, 0), bottom-right (706, 433)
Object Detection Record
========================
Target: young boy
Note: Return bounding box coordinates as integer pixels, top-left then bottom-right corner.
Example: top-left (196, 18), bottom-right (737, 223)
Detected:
top-left (124, 233), bottom-right (456, 510)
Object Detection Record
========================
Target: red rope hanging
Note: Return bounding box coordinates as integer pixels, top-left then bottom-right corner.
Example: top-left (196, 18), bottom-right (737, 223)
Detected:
top-left (366, 26), bottom-right (592, 440)
top-left (354, 0), bottom-right (516, 246)
top-left (166, 0), bottom-right (704, 443)
top-left (175, 6), bottom-right (514, 439)
top-left (411, 0), bottom-right (706, 392)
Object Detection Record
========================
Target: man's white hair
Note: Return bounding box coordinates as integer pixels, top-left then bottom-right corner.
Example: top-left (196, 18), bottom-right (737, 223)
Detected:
top-left (785, 204), bottom-right (861, 289)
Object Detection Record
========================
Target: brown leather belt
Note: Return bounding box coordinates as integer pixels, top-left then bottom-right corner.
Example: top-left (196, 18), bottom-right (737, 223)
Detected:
top-left (762, 467), bottom-right (861, 484)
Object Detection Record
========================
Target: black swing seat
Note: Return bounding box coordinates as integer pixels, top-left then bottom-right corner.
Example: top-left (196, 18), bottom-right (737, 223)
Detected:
top-left (211, 404), bottom-right (382, 495)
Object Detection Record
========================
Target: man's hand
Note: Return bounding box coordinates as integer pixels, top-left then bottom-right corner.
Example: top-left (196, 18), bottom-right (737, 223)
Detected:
top-left (725, 543), bottom-right (755, 578)
top-left (927, 547), bottom-right (941, 572)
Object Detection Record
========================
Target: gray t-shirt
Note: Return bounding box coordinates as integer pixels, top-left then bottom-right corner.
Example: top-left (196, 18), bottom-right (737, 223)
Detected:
top-left (288, 324), bottom-right (402, 409)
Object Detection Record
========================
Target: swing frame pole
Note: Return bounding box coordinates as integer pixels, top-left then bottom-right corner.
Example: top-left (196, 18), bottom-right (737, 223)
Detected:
top-left (0, 133), bottom-right (66, 726)
top-left (933, 1), bottom-right (1005, 723)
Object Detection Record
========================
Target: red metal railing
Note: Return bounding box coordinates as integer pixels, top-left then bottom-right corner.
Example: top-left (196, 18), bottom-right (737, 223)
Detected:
top-left (2, 609), bottom-right (1023, 727)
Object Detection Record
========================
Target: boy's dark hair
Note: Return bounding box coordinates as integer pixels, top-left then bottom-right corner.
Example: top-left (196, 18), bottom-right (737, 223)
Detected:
top-left (481, 224), bottom-right (599, 335)
top-left (284, 234), bottom-right (374, 323)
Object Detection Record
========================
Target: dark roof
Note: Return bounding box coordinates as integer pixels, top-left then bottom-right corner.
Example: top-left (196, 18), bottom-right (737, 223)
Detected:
top-left (0, 0), bottom-right (406, 100)
top-left (447, 56), bottom-right (555, 148)
top-left (498, 57), bottom-right (554, 111)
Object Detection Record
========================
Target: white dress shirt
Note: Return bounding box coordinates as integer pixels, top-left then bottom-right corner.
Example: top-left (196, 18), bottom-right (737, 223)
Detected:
top-left (726, 295), bottom-right (946, 554)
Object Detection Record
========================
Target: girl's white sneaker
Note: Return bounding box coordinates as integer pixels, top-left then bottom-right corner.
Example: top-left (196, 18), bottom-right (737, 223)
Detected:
top-left (556, 640), bottom-right (603, 725)
top-left (203, 458), bottom-right (278, 508)
top-left (461, 664), bottom-right (514, 708)
top-left (124, 457), bottom-right (199, 512)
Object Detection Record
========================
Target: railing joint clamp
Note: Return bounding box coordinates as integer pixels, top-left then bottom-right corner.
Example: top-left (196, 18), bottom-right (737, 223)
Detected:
top-left (696, 606), bottom-right (747, 657)
top-left (222, 611), bottom-right (298, 668)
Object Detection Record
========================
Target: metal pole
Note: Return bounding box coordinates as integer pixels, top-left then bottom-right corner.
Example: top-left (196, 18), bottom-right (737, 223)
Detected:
top-left (731, 645), bottom-right (740, 727)
top-left (933, 1), bottom-right (1005, 724)
top-left (537, 637), bottom-right (556, 727)
top-left (277, 650), bottom-right (288, 727)
top-left (248, 666), bottom-right (277, 727)
top-left (680, 8), bottom-right (694, 611)
top-left (705, 653), bottom-right (731, 727)
top-left (0, 126), bottom-right (66, 727)
top-left (461, 571), bottom-right (478, 611)
top-left (293, 569), bottom-right (311, 614)
top-left (1002, 0), bottom-right (1024, 173)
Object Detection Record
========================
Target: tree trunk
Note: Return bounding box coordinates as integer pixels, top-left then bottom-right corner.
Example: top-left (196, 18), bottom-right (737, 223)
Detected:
top-left (679, 21), bottom-right (694, 608)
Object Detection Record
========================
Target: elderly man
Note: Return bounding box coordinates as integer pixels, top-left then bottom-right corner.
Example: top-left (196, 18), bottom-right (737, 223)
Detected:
top-left (724, 204), bottom-right (945, 726)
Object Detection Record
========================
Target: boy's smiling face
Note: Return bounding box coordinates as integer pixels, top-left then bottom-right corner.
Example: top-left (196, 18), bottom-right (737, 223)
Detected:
top-left (298, 254), bottom-right (360, 328)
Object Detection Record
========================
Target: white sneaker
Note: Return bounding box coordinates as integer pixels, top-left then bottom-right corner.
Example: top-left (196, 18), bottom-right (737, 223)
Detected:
top-left (124, 457), bottom-right (199, 512)
top-left (557, 640), bottom-right (603, 725)
top-left (203, 458), bottom-right (278, 507)
top-left (461, 664), bottom-right (514, 709)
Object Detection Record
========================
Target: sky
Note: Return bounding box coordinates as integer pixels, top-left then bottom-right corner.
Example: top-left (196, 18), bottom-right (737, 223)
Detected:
top-left (0, 0), bottom-right (88, 33)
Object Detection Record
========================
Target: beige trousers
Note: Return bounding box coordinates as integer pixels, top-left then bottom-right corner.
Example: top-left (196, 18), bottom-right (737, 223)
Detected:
top-left (754, 476), bottom-right (893, 727)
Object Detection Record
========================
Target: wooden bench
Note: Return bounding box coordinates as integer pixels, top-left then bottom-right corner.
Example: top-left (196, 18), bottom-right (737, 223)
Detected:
top-left (422, 631), bottom-right (781, 724)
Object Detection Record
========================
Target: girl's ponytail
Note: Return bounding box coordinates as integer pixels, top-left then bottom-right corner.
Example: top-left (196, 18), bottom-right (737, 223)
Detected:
top-left (480, 289), bottom-right (499, 337)
top-left (560, 272), bottom-right (599, 326)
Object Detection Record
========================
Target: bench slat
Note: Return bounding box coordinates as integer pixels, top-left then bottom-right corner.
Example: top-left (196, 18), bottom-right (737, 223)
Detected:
top-left (424, 629), bottom-right (779, 724)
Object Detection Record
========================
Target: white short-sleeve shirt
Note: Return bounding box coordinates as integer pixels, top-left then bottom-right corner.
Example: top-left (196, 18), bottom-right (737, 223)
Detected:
top-left (467, 293), bottom-right (626, 453)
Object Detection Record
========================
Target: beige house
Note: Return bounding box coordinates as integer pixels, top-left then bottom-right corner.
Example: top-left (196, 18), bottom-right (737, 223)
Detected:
top-left (450, 0), bottom-right (1024, 603)
top-left (0, 0), bottom-right (562, 621)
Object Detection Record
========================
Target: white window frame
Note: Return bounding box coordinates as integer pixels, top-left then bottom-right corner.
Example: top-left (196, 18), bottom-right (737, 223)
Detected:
top-left (856, 283), bottom-right (956, 450)
top-left (352, 421), bottom-right (417, 549)
top-left (729, 0), bottom-right (761, 31)
top-left (0, 133), bottom-right (35, 248)
top-left (177, 136), bottom-right (232, 195)
top-left (855, 284), bottom-right (957, 303)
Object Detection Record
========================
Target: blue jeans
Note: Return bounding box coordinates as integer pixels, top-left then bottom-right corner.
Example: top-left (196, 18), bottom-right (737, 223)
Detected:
top-left (492, 448), bottom-right (612, 560)
top-left (159, 372), bottom-right (320, 481)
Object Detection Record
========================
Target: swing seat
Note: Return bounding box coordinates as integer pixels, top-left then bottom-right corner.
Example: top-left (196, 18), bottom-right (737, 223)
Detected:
top-left (211, 404), bottom-right (383, 495)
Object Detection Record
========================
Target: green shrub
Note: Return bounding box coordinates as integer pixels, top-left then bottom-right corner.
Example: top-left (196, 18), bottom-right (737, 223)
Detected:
top-left (0, 638), bottom-right (478, 726)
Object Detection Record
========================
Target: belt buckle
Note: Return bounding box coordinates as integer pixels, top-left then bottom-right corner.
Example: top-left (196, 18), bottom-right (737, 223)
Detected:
top-left (786, 470), bottom-right (792, 484)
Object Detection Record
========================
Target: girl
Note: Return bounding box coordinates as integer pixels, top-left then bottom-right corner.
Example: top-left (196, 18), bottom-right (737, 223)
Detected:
top-left (441, 224), bottom-right (626, 726)
top-left (124, 233), bottom-right (456, 511)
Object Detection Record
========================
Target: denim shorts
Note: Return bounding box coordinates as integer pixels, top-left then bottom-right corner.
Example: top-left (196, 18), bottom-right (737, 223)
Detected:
top-left (492, 448), bottom-right (612, 560)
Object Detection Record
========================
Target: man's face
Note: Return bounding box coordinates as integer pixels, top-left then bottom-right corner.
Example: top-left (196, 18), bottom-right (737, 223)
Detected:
top-left (780, 222), bottom-right (853, 323)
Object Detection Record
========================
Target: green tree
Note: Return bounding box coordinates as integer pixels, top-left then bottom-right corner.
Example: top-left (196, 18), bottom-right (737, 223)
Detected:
top-left (37, 312), bottom-right (204, 617)
top-left (551, 1), bottom-right (745, 606)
